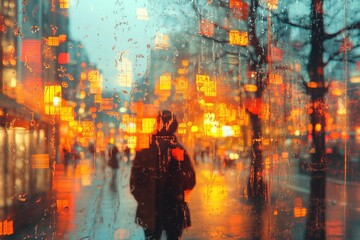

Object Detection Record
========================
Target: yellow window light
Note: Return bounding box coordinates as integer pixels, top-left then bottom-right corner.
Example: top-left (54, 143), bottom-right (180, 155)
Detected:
top-left (244, 84), bottom-right (257, 92)
top-left (142, 118), bottom-right (156, 133)
top-left (44, 85), bottom-right (62, 115)
top-left (182, 60), bottom-right (189, 67)
top-left (267, 0), bottom-right (278, 9)
top-left (160, 74), bottom-right (172, 90)
top-left (60, 106), bottom-right (74, 121)
top-left (315, 123), bottom-right (322, 132)
top-left (229, 30), bottom-right (248, 46)
top-left (155, 33), bottom-right (170, 50)
top-left (178, 123), bottom-right (187, 135)
top-left (59, 0), bottom-right (69, 9)
top-left (191, 125), bottom-right (199, 133)
top-left (47, 36), bottom-right (59, 46)
top-left (175, 76), bottom-right (188, 93)
top-left (80, 72), bottom-right (87, 80)
top-left (59, 34), bottom-right (67, 43)
top-left (88, 70), bottom-right (100, 82)
top-left (196, 74), bottom-right (216, 96)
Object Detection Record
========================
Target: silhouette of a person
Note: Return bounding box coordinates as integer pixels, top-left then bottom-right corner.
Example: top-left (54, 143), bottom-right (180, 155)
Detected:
top-left (130, 110), bottom-right (196, 240)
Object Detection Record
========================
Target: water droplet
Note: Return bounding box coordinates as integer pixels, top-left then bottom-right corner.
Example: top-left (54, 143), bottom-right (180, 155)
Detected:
top-left (30, 25), bottom-right (40, 33)
top-left (62, 82), bottom-right (68, 88)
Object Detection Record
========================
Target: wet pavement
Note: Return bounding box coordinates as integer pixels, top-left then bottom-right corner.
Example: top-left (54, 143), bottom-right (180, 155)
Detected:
top-left (5, 155), bottom-right (360, 239)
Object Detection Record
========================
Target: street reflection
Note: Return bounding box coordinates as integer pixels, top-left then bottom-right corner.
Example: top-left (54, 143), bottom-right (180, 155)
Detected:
top-left (3, 148), bottom-right (360, 239)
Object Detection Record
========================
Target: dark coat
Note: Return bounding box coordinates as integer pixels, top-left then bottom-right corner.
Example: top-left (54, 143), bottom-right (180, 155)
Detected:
top-left (108, 145), bottom-right (119, 169)
top-left (130, 133), bottom-right (196, 231)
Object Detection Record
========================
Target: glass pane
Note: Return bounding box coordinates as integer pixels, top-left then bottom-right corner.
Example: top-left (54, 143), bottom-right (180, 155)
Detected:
top-left (1, 0), bottom-right (360, 239)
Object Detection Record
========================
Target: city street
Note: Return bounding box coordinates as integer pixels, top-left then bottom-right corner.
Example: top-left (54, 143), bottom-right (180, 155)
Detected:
top-left (1, 1), bottom-right (360, 239)
top-left (7, 154), bottom-right (360, 239)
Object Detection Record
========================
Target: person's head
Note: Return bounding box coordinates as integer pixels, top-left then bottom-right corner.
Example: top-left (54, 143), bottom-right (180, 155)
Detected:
top-left (156, 110), bottom-right (178, 135)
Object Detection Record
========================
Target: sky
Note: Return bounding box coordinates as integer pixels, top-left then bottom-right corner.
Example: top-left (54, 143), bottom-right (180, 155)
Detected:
top-left (68, 0), bottom-right (156, 91)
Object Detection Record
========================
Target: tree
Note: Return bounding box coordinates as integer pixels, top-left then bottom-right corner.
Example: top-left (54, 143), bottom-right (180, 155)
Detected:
top-left (277, 0), bottom-right (360, 238)
top-left (191, 0), bottom-right (281, 203)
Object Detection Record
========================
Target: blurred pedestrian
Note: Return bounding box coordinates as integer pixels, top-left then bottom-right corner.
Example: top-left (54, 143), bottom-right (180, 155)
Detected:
top-left (123, 144), bottom-right (131, 164)
top-left (72, 142), bottom-right (81, 173)
top-left (130, 110), bottom-right (196, 240)
top-left (108, 138), bottom-right (120, 190)
top-left (62, 147), bottom-right (70, 175)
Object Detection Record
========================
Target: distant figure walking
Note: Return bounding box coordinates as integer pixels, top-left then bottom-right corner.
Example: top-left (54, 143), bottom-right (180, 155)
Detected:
top-left (123, 145), bottom-right (131, 164)
top-left (62, 147), bottom-right (70, 175)
top-left (108, 139), bottom-right (120, 190)
top-left (130, 110), bottom-right (196, 240)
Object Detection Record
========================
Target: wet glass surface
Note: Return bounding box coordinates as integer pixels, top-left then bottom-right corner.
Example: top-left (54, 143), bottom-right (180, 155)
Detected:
top-left (1, 0), bottom-right (360, 239)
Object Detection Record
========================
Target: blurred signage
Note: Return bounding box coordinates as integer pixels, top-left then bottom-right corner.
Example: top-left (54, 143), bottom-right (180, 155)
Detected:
top-left (159, 74), bottom-right (172, 90)
top-left (21, 39), bottom-right (41, 63)
top-left (100, 98), bottom-right (114, 110)
top-left (0, 220), bottom-right (14, 235)
top-left (293, 197), bottom-right (307, 218)
top-left (60, 106), bottom-right (74, 121)
top-left (217, 103), bottom-right (231, 118)
top-left (155, 33), bottom-right (169, 50)
top-left (175, 76), bottom-right (188, 93)
top-left (232, 125), bottom-right (241, 136)
top-left (89, 70), bottom-right (103, 96)
top-left (59, 34), bottom-right (67, 43)
top-left (222, 125), bottom-right (234, 137)
top-left (177, 122), bottom-right (187, 135)
top-left (244, 84), bottom-right (257, 92)
top-left (117, 58), bottom-right (133, 87)
top-left (31, 154), bottom-right (50, 169)
top-left (196, 74), bottom-right (217, 96)
top-left (142, 118), bottom-right (156, 133)
top-left (58, 52), bottom-right (70, 64)
top-left (47, 36), bottom-right (59, 46)
top-left (269, 73), bottom-right (283, 84)
top-left (267, 0), bottom-right (278, 9)
top-left (229, 0), bottom-right (247, 9)
top-left (44, 85), bottom-right (62, 115)
top-left (136, 8), bottom-right (149, 20)
top-left (56, 199), bottom-right (69, 212)
top-left (21, 39), bottom-right (42, 73)
top-left (88, 70), bottom-right (100, 82)
top-left (136, 134), bottom-right (150, 150)
top-left (230, 0), bottom-right (249, 20)
top-left (199, 19), bottom-right (214, 36)
top-left (155, 75), bottom-right (171, 101)
top-left (59, 0), bottom-right (69, 8)
top-left (245, 98), bottom-right (262, 115)
top-left (81, 121), bottom-right (94, 137)
top-left (229, 30), bottom-right (248, 46)
top-left (94, 94), bottom-right (102, 104)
